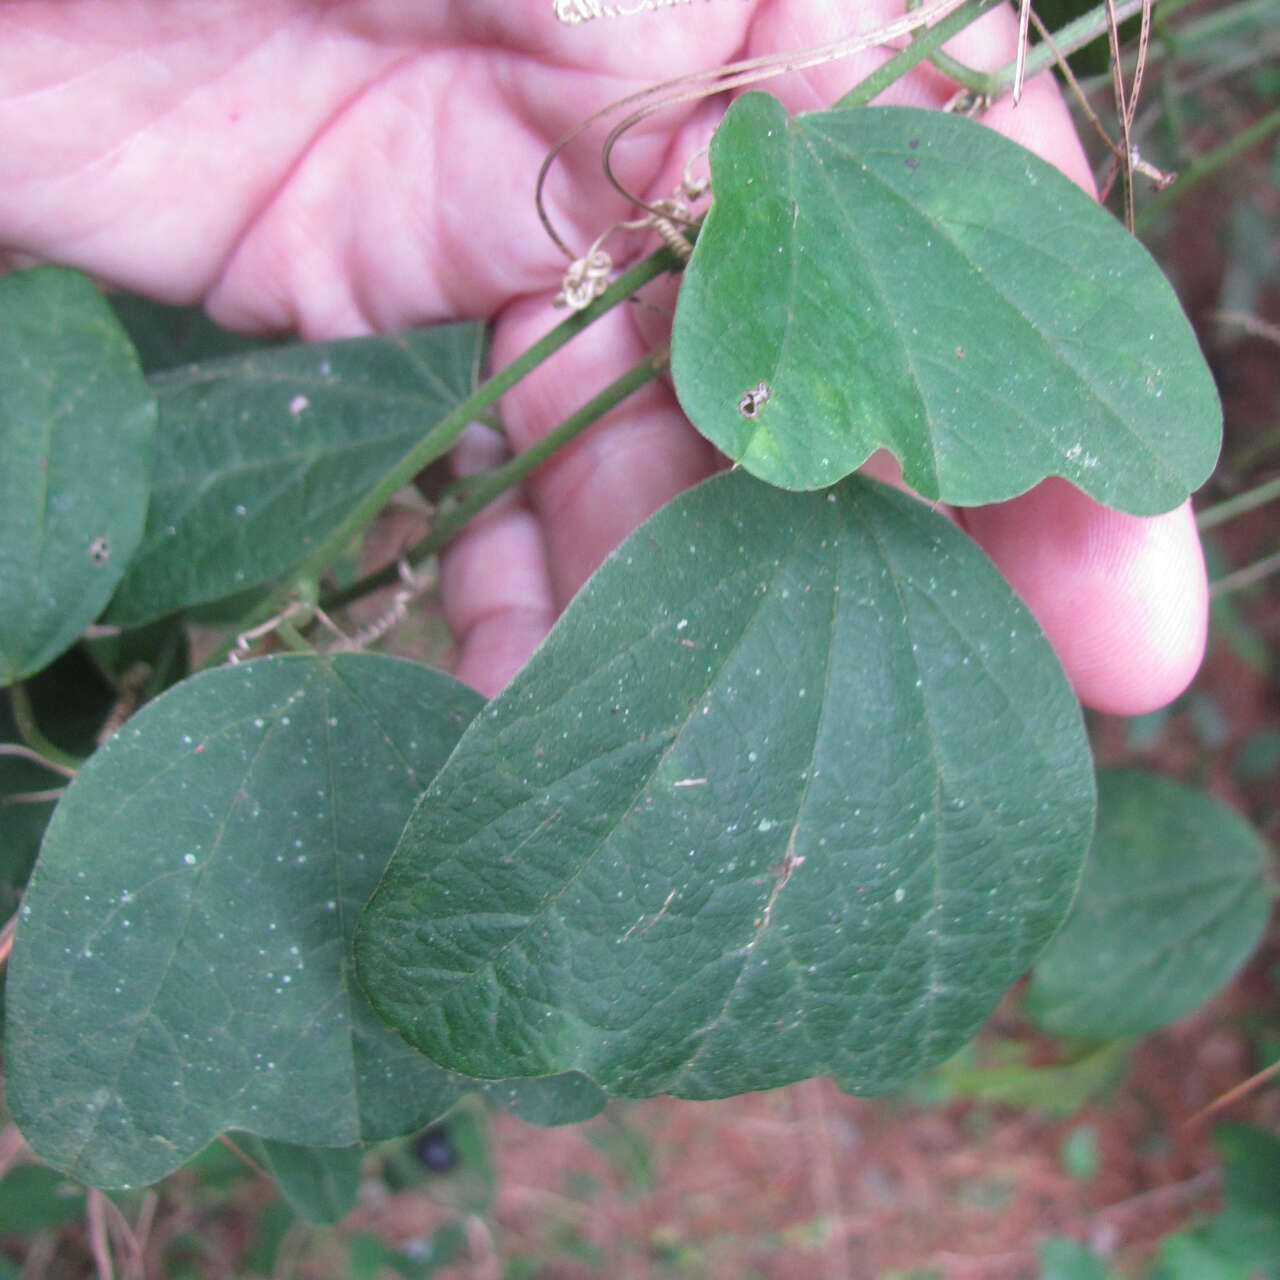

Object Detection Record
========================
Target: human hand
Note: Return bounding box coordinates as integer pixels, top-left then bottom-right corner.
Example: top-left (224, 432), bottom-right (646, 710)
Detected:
top-left (0, 0), bottom-right (1207, 707)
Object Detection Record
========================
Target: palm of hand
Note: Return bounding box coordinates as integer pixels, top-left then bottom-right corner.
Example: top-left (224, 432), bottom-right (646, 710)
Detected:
top-left (0, 0), bottom-right (1206, 706)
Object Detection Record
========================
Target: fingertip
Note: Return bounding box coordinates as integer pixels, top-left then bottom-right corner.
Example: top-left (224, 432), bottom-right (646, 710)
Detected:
top-left (961, 481), bottom-right (1208, 717)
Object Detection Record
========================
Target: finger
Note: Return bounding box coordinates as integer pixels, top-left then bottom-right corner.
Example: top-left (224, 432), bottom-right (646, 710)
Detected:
top-left (489, 292), bottom-right (719, 608)
top-left (959, 482), bottom-right (1208, 715)
top-left (439, 493), bottom-right (556, 698)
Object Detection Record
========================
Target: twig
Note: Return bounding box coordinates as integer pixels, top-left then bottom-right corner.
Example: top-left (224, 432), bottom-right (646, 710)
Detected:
top-left (1135, 103), bottom-right (1280, 232)
top-left (1211, 309), bottom-right (1280, 347)
top-left (1196, 474), bottom-right (1280, 530)
top-left (1210, 548), bottom-right (1280, 598)
top-left (800, 1082), bottom-right (852, 1280)
top-left (1094, 1167), bottom-right (1220, 1222)
top-left (133, 1192), bottom-right (159, 1274)
top-left (87, 1189), bottom-right (115, 1280)
top-left (1, 786), bottom-right (66, 806)
top-left (217, 1134), bottom-right (271, 1180)
top-left (0, 912), bottom-right (16, 969)
top-left (1186, 1059), bottom-right (1280, 1127)
top-left (98, 1192), bottom-right (147, 1280)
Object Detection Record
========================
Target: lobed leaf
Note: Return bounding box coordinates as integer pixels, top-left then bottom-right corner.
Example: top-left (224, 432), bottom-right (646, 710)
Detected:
top-left (356, 471), bottom-right (1095, 1099)
top-left (5, 654), bottom-right (596, 1189)
top-left (0, 268), bottom-right (156, 684)
top-left (253, 1138), bottom-right (364, 1225)
top-left (671, 96), bottom-right (1221, 510)
top-left (1024, 769), bottom-right (1272, 1040)
top-left (106, 323), bottom-right (482, 625)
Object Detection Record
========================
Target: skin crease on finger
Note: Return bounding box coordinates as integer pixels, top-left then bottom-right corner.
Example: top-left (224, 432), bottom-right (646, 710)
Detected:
top-left (0, 0), bottom-right (1207, 707)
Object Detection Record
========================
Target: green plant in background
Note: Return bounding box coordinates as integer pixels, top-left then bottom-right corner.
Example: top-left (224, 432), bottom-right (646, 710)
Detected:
top-left (0, 0), bottom-right (1274, 1269)
top-left (1037, 1126), bottom-right (1280, 1279)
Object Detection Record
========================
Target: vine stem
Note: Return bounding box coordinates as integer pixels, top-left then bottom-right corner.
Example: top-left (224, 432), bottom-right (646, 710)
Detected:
top-left (908, 0), bottom-right (1151, 101)
top-left (1210, 548), bottom-right (1280, 599)
top-left (320, 346), bottom-right (669, 614)
top-left (835, 0), bottom-right (1003, 108)
top-left (7, 684), bottom-right (82, 775)
top-left (203, 249), bottom-right (682, 668)
top-left (0, 742), bottom-right (77, 778)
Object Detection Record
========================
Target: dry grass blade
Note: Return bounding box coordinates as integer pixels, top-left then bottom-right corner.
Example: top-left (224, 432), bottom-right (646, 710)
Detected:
top-left (1013, 0), bottom-right (1033, 103)
top-left (1102, 0), bottom-right (1153, 230)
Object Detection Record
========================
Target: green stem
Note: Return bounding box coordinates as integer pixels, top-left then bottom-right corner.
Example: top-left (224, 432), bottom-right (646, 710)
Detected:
top-left (203, 247), bottom-right (682, 667)
top-left (7, 684), bottom-right (83, 775)
top-left (1197, 475), bottom-right (1280, 531)
top-left (274, 619), bottom-right (316, 654)
top-left (321, 346), bottom-right (669, 614)
top-left (836, 0), bottom-right (1003, 108)
top-left (903, 0), bottom-right (1152, 100)
top-left (990, 0), bottom-right (1151, 98)
top-left (1135, 104), bottom-right (1280, 232)
top-left (1210, 548), bottom-right (1280, 598)
top-left (1230, 424), bottom-right (1280, 475)
top-left (1075, 0), bottom-right (1233, 91)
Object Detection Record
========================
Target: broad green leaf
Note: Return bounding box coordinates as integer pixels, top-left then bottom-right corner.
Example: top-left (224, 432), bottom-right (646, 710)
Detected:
top-left (106, 323), bottom-right (482, 625)
top-left (0, 268), bottom-right (156, 684)
top-left (1023, 769), bottom-right (1270, 1040)
top-left (355, 471), bottom-right (1094, 1099)
top-left (108, 294), bottom-right (278, 374)
top-left (254, 1138), bottom-right (363, 1225)
top-left (670, 95), bottom-right (1221, 509)
top-left (7, 654), bottom-right (489, 1188)
top-left (0, 1164), bottom-right (86, 1234)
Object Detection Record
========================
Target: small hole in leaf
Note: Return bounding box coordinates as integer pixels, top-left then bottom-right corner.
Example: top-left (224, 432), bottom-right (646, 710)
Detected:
top-left (738, 381), bottom-right (770, 419)
top-left (415, 1124), bottom-right (458, 1173)
top-left (88, 535), bottom-right (111, 566)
